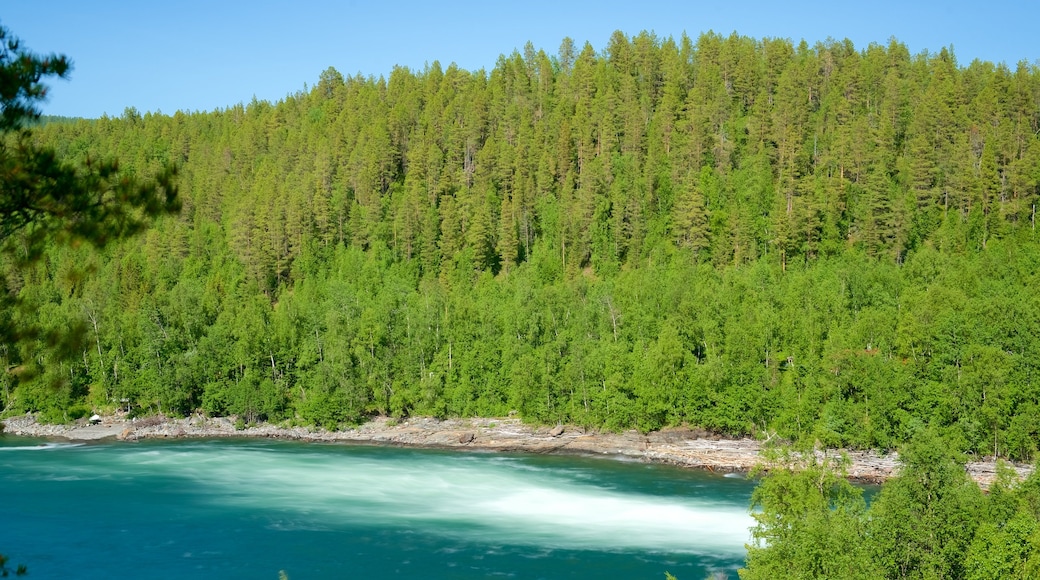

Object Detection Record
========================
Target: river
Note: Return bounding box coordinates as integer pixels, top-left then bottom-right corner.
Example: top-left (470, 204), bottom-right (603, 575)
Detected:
top-left (1, 437), bottom-right (755, 579)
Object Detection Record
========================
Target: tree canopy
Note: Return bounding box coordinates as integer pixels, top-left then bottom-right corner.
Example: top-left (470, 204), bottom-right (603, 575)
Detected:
top-left (1, 30), bottom-right (1038, 466)
top-left (742, 432), bottom-right (1040, 579)
top-left (0, 21), bottom-right (180, 576)
top-left (0, 22), bottom-right (178, 408)
top-left (4, 25), bottom-right (1040, 578)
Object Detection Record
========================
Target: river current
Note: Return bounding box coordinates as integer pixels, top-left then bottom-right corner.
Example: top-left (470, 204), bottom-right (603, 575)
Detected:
top-left (1, 437), bottom-right (755, 579)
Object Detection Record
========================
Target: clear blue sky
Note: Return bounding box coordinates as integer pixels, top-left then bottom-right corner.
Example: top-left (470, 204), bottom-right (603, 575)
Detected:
top-left (6, 1), bottom-right (1039, 119)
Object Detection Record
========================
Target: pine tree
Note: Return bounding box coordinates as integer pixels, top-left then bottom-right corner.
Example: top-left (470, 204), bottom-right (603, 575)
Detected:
top-left (672, 167), bottom-right (711, 259)
top-left (496, 194), bottom-right (518, 274)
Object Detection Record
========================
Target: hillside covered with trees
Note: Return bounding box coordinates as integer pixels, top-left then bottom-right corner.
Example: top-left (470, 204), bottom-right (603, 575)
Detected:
top-left (5, 30), bottom-right (1040, 461)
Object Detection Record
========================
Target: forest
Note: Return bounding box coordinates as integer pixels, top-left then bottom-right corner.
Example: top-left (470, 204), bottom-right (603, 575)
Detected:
top-left (3, 30), bottom-right (1040, 464)
top-left (742, 430), bottom-right (1040, 579)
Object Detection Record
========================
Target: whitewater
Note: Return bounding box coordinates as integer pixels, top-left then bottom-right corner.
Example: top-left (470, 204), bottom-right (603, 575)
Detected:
top-left (1, 437), bottom-right (755, 579)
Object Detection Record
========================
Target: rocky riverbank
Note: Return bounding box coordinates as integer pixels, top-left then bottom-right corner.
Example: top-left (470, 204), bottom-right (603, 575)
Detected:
top-left (2, 413), bottom-right (1031, 487)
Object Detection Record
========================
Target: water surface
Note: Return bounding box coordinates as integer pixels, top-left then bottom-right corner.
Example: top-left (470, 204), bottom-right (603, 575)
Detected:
top-left (0, 437), bottom-right (755, 579)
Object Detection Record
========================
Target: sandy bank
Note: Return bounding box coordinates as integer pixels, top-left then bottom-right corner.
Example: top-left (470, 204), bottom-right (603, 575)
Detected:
top-left (2, 414), bottom-right (1030, 487)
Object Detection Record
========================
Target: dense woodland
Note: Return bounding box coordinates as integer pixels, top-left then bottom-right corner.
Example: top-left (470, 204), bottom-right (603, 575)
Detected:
top-left (4, 30), bottom-right (1040, 462)
top-left (743, 431), bottom-right (1040, 579)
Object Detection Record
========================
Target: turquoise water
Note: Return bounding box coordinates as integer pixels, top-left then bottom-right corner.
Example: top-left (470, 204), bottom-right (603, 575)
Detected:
top-left (0, 437), bottom-right (755, 579)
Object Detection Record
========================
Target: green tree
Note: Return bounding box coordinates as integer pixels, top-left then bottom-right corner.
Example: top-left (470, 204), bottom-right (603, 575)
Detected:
top-left (7, 28), bottom-right (1040, 493)
top-left (867, 429), bottom-right (984, 579)
top-left (672, 166), bottom-right (712, 259)
top-left (0, 23), bottom-right (179, 358)
top-left (0, 21), bottom-right (180, 574)
top-left (740, 447), bottom-right (878, 580)
top-left (961, 463), bottom-right (1040, 579)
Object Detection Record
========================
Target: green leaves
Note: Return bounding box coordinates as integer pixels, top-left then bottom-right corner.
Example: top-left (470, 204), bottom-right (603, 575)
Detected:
top-left (743, 434), bottom-right (1040, 580)
top-left (0, 136), bottom-right (179, 261)
top-left (5, 27), bottom-right (1040, 470)
top-left (0, 26), bottom-right (69, 133)
top-left (867, 429), bottom-right (984, 578)
top-left (741, 448), bottom-right (877, 580)
top-left (0, 23), bottom-right (179, 391)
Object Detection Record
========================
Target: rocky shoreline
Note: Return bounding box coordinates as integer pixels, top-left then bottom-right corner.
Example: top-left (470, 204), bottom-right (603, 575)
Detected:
top-left (2, 413), bottom-right (1031, 487)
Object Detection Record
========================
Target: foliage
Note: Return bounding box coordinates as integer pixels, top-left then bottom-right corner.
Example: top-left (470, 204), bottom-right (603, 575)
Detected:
top-left (866, 429), bottom-right (984, 578)
top-left (963, 464), bottom-right (1040, 579)
top-left (741, 448), bottom-right (877, 579)
top-left (2, 30), bottom-right (1039, 467)
top-left (0, 22), bottom-right (179, 397)
top-left (5, 25), bottom-right (1040, 578)
top-left (741, 432), bottom-right (1040, 579)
